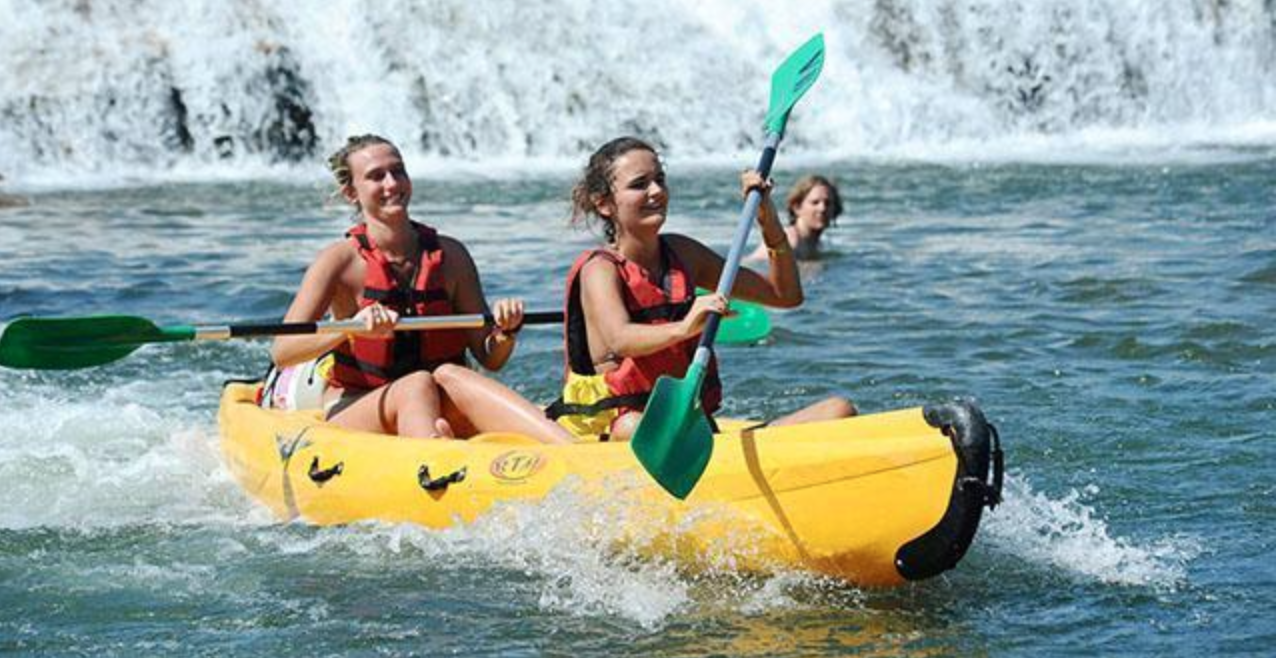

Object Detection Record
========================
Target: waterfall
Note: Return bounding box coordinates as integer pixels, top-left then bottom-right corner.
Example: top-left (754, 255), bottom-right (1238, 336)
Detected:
top-left (1, 0), bottom-right (1273, 182)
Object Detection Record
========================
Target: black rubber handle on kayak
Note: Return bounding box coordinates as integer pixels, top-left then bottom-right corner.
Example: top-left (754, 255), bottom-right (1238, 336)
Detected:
top-left (418, 464), bottom-right (468, 492)
top-left (308, 457), bottom-right (344, 485)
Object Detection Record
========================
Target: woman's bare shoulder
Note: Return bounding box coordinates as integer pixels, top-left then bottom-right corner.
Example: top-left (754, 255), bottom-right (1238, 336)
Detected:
top-left (579, 252), bottom-right (622, 280)
top-left (663, 232), bottom-right (718, 263)
top-left (434, 233), bottom-right (470, 255)
top-left (313, 238), bottom-right (359, 266)
top-left (433, 234), bottom-right (479, 277)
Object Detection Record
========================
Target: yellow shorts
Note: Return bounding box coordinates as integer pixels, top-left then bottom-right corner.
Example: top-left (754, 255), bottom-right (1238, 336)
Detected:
top-left (555, 372), bottom-right (619, 439)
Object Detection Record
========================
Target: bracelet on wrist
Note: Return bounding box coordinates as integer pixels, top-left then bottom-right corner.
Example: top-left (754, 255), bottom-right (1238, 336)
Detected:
top-left (766, 241), bottom-right (792, 257)
top-left (487, 327), bottom-right (515, 349)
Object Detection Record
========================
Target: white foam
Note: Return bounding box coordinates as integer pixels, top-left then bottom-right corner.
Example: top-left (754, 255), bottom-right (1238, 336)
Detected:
top-left (2, 0), bottom-right (1274, 185)
top-left (0, 370), bottom-right (261, 530)
top-left (983, 474), bottom-right (1202, 588)
top-left (227, 478), bottom-right (848, 628)
top-left (0, 385), bottom-right (840, 626)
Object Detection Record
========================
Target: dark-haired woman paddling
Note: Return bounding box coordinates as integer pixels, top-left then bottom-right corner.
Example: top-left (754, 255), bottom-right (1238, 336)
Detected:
top-left (555, 137), bottom-right (855, 441)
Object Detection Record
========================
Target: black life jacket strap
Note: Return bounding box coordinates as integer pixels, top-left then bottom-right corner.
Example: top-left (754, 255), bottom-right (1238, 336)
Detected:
top-left (544, 392), bottom-right (651, 420)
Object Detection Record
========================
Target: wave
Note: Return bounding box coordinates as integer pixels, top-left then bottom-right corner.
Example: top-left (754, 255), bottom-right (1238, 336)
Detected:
top-left (983, 475), bottom-right (1201, 588)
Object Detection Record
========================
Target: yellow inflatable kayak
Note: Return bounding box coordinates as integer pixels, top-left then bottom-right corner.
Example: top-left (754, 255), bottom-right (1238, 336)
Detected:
top-left (218, 382), bottom-right (1003, 587)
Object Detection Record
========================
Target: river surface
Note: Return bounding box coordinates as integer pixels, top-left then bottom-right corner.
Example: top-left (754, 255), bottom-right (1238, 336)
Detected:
top-left (1, 156), bottom-right (1272, 655)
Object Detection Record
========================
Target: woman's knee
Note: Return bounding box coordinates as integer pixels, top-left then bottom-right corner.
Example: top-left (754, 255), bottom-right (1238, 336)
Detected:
top-left (826, 395), bottom-right (857, 418)
top-left (429, 363), bottom-right (470, 389)
top-left (432, 364), bottom-right (492, 400)
top-left (609, 412), bottom-right (641, 442)
top-left (808, 395), bottom-right (856, 420)
top-left (390, 370), bottom-right (439, 402)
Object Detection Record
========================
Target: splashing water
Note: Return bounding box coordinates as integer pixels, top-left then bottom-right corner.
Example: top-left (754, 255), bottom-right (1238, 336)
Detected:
top-left (984, 475), bottom-right (1202, 588)
top-left (1, 0), bottom-right (1274, 184)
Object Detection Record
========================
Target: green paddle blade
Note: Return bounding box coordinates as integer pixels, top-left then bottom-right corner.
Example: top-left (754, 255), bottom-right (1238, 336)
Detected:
top-left (719, 299), bottom-right (771, 344)
top-left (0, 316), bottom-right (194, 370)
top-left (631, 363), bottom-right (715, 499)
top-left (696, 288), bottom-right (772, 344)
top-left (764, 33), bottom-right (825, 135)
top-left (632, 34), bottom-right (826, 498)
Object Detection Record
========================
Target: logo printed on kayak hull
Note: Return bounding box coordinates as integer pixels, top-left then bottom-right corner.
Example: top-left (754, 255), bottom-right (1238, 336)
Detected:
top-left (490, 450), bottom-right (545, 482)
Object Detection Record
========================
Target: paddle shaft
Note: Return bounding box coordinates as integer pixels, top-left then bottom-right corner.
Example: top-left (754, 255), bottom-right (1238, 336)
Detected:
top-left (628, 33), bottom-right (823, 499)
top-left (694, 131), bottom-right (782, 367)
top-left (188, 311), bottom-right (565, 341)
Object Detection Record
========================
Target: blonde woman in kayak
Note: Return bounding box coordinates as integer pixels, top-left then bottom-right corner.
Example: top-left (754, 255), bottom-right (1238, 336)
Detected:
top-left (748, 174), bottom-right (843, 261)
top-left (555, 136), bottom-right (855, 441)
top-left (272, 134), bottom-right (573, 444)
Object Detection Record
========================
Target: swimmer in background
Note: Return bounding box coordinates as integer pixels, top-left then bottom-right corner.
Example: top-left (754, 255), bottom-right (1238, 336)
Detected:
top-left (749, 174), bottom-right (842, 261)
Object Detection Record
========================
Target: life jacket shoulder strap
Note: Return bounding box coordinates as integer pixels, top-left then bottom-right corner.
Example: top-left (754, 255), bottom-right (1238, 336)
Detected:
top-left (563, 238), bottom-right (696, 376)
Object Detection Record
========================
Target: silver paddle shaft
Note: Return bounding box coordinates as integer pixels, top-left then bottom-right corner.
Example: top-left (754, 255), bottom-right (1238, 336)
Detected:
top-left (692, 131), bottom-right (783, 368)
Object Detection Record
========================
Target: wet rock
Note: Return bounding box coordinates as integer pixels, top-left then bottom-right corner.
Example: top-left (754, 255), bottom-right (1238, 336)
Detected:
top-left (0, 174), bottom-right (28, 208)
top-left (0, 193), bottom-right (28, 208)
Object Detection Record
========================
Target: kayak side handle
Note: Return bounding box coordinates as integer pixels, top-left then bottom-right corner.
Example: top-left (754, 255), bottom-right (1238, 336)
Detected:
top-left (894, 399), bottom-right (1004, 581)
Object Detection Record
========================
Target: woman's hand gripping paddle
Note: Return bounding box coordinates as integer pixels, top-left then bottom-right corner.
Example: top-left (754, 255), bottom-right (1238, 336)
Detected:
top-left (630, 34), bottom-right (826, 499)
top-left (0, 312), bottom-right (566, 370)
top-left (696, 288), bottom-right (772, 345)
top-left (0, 306), bottom-right (770, 370)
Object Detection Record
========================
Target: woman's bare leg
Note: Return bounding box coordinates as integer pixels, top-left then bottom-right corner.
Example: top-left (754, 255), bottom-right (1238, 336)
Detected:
top-left (603, 396), bottom-right (854, 441)
top-left (607, 412), bottom-right (641, 443)
top-left (770, 395), bottom-right (857, 427)
top-left (326, 371), bottom-right (452, 439)
top-left (437, 392), bottom-right (477, 438)
top-left (431, 364), bottom-right (575, 444)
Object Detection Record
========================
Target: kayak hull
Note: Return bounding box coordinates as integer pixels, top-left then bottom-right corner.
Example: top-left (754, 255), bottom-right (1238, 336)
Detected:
top-left (218, 382), bottom-right (1001, 587)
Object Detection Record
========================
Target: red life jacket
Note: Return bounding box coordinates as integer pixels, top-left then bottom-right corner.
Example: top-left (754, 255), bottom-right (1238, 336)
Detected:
top-left (329, 221), bottom-right (468, 390)
top-left (558, 238), bottom-right (722, 417)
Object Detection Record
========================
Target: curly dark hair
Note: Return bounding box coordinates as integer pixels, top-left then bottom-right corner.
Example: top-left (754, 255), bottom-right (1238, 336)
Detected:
top-left (569, 136), bottom-right (657, 243)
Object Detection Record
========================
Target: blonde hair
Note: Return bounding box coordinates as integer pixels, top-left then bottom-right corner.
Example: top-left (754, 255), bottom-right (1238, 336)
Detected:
top-left (786, 175), bottom-right (843, 225)
top-left (326, 134), bottom-right (398, 194)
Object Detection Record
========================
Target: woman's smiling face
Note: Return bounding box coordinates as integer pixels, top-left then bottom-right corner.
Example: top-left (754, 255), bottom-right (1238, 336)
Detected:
top-left (343, 143), bottom-right (413, 222)
top-left (794, 183), bottom-right (832, 230)
top-left (597, 148), bottom-right (668, 239)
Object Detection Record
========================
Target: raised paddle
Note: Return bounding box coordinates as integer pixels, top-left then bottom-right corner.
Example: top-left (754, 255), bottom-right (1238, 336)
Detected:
top-left (631, 34), bottom-right (826, 499)
top-left (0, 312), bottom-right (565, 370)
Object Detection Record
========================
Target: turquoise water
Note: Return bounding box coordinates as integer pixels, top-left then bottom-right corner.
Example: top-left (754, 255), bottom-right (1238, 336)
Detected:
top-left (1, 157), bottom-right (1272, 655)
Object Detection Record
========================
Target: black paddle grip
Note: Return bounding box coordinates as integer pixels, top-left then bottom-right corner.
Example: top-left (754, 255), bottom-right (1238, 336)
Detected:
top-left (755, 145), bottom-right (779, 179)
top-left (230, 322), bottom-right (320, 337)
